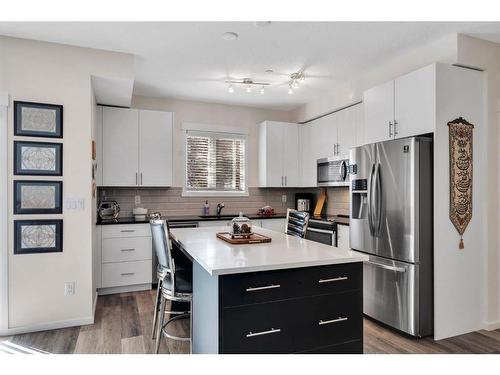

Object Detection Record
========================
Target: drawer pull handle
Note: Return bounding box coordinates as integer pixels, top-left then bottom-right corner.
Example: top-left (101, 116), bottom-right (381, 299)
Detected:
top-left (120, 248), bottom-right (135, 252)
top-left (246, 284), bottom-right (281, 292)
top-left (318, 276), bottom-right (348, 284)
top-left (120, 272), bottom-right (135, 276)
top-left (120, 230), bottom-right (135, 233)
top-left (246, 328), bottom-right (281, 338)
top-left (318, 317), bottom-right (348, 326)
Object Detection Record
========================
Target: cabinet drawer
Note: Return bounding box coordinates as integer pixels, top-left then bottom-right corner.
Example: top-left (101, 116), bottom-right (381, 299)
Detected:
top-left (101, 260), bottom-right (152, 288)
top-left (220, 263), bottom-right (362, 308)
top-left (296, 262), bottom-right (362, 297)
top-left (295, 291), bottom-right (362, 350)
top-left (101, 224), bottom-right (151, 239)
top-left (220, 299), bottom-right (298, 354)
top-left (102, 237), bottom-right (152, 263)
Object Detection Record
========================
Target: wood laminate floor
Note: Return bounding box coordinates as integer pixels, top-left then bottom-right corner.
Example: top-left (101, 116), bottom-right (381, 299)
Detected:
top-left (1, 289), bottom-right (499, 354)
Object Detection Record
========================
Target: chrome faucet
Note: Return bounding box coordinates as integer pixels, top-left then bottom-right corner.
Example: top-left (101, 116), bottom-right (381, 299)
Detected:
top-left (216, 202), bottom-right (225, 217)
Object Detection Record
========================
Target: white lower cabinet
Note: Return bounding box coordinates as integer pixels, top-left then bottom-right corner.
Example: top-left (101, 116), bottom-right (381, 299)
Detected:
top-left (101, 260), bottom-right (152, 288)
top-left (98, 224), bottom-right (152, 293)
top-left (336, 225), bottom-right (350, 249)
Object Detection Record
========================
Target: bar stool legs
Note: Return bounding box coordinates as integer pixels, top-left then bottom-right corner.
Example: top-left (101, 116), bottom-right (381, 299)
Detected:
top-left (151, 280), bottom-right (162, 340)
top-left (154, 293), bottom-right (192, 354)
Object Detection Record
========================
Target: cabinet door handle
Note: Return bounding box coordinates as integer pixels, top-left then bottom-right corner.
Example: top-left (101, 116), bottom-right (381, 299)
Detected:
top-left (135, 172), bottom-right (138, 185)
top-left (120, 272), bottom-right (135, 276)
top-left (318, 276), bottom-right (348, 283)
top-left (246, 284), bottom-right (281, 292)
top-left (284, 175), bottom-right (287, 186)
top-left (281, 176), bottom-right (284, 186)
top-left (120, 248), bottom-right (135, 252)
top-left (389, 121), bottom-right (393, 138)
top-left (120, 229), bottom-right (135, 233)
top-left (140, 172), bottom-right (143, 185)
top-left (246, 328), bottom-right (281, 338)
top-left (319, 317), bottom-right (348, 325)
top-left (394, 120), bottom-right (398, 137)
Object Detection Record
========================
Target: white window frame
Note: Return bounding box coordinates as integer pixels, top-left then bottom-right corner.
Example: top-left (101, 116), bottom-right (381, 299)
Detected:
top-left (182, 122), bottom-right (249, 197)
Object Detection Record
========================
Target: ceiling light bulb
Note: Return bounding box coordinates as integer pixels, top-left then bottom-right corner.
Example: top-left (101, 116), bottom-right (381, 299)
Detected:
top-left (288, 86), bottom-right (294, 95)
top-left (246, 85), bottom-right (252, 93)
top-left (292, 80), bottom-right (299, 89)
top-left (228, 84), bottom-right (234, 93)
top-left (260, 86), bottom-right (265, 94)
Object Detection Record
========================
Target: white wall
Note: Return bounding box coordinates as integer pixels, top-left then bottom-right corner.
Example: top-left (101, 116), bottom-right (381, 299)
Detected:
top-left (0, 92), bottom-right (8, 333)
top-left (456, 35), bottom-right (500, 331)
top-left (0, 36), bottom-right (134, 333)
top-left (131, 95), bottom-right (294, 188)
top-left (433, 64), bottom-right (485, 339)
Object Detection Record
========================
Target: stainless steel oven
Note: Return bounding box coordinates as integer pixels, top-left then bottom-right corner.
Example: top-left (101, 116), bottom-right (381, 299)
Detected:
top-left (306, 218), bottom-right (336, 246)
top-left (317, 158), bottom-right (349, 187)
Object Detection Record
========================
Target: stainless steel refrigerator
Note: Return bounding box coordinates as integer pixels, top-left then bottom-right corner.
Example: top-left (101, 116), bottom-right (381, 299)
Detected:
top-left (349, 136), bottom-right (433, 337)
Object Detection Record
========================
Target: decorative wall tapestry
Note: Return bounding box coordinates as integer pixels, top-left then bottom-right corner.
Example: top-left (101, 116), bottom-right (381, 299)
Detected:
top-left (14, 180), bottom-right (63, 215)
top-left (448, 117), bottom-right (473, 250)
top-left (14, 140), bottom-right (63, 176)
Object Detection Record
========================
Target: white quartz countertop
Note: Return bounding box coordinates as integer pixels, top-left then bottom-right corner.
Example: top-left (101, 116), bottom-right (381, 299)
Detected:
top-left (169, 226), bottom-right (368, 276)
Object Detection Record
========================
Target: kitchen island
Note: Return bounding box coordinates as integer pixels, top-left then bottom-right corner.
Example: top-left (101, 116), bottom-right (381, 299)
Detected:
top-left (170, 226), bottom-right (367, 354)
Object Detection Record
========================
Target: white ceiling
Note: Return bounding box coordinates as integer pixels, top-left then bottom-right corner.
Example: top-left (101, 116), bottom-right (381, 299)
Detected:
top-left (1, 22), bottom-right (500, 110)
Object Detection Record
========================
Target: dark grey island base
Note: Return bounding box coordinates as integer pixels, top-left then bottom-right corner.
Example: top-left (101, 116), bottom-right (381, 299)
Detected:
top-left (193, 261), bottom-right (363, 354)
top-left (222, 262), bottom-right (363, 353)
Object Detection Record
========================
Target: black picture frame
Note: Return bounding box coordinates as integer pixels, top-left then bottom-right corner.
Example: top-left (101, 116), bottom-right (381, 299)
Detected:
top-left (14, 101), bottom-right (63, 138)
top-left (14, 140), bottom-right (63, 176)
top-left (14, 219), bottom-right (63, 254)
top-left (14, 180), bottom-right (63, 215)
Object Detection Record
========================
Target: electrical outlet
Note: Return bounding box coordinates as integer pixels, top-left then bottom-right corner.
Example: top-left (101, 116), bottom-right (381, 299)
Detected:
top-left (64, 282), bottom-right (75, 296)
top-left (282, 194), bottom-right (287, 203)
top-left (134, 195), bottom-right (141, 205)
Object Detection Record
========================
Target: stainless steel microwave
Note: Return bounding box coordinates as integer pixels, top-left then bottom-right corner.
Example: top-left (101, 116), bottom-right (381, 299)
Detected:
top-left (317, 158), bottom-right (349, 187)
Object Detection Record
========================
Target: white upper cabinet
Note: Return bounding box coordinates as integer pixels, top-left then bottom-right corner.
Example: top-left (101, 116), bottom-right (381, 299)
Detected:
top-left (259, 121), bottom-right (299, 187)
top-left (394, 64), bottom-right (435, 139)
top-left (363, 63), bottom-right (436, 145)
top-left (102, 107), bottom-right (139, 186)
top-left (337, 109), bottom-right (357, 160)
top-left (299, 122), bottom-right (316, 187)
top-left (139, 110), bottom-right (173, 186)
top-left (363, 80), bottom-right (395, 145)
top-left (100, 106), bottom-right (173, 187)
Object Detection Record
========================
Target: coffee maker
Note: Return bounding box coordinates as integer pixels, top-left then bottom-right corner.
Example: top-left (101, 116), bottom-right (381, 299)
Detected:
top-left (295, 193), bottom-right (315, 215)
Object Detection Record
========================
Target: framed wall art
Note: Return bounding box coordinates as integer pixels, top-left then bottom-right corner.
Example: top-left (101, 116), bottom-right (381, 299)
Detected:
top-left (14, 101), bottom-right (63, 138)
top-left (14, 140), bottom-right (63, 176)
top-left (14, 219), bottom-right (63, 254)
top-left (14, 180), bottom-right (63, 215)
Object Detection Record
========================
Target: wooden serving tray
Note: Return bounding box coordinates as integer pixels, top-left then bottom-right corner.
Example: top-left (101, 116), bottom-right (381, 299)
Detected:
top-left (216, 232), bottom-right (272, 244)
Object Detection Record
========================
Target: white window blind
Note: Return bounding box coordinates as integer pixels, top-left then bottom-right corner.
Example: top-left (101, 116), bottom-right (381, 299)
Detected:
top-left (186, 131), bottom-right (246, 193)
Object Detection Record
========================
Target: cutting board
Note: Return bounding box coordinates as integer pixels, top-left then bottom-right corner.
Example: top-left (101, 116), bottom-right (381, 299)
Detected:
top-left (216, 232), bottom-right (272, 244)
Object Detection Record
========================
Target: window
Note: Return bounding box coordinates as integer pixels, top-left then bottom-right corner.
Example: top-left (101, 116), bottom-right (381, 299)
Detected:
top-left (185, 130), bottom-right (247, 195)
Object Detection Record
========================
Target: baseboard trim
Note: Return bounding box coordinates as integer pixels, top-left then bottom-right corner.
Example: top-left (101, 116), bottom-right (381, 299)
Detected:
top-left (98, 283), bottom-right (151, 296)
top-left (0, 316), bottom-right (94, 336)
top-left (484, 320), bottom-right (500, 331)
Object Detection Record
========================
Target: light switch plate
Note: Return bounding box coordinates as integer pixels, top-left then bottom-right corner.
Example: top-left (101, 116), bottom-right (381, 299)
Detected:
top-left (65, 198), bottom-right (85, 211)
top-left (64, 282), bottom-right (75, 296)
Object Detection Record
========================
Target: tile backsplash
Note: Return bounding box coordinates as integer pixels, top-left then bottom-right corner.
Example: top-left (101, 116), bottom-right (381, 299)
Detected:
top-left (97, 186), bottom-right (349, 218)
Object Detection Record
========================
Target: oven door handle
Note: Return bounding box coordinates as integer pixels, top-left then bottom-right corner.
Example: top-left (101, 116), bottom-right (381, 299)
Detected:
top-left (307, 227), bottom-right (335, 235)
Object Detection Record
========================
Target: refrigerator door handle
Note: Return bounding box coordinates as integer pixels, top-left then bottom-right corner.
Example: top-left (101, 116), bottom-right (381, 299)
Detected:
top-left (367, 163), bottom-right (375, 236)
top-left (373, 162), bottom-right (383, 236)
top-left (364, 260), bottom-right (406, 273)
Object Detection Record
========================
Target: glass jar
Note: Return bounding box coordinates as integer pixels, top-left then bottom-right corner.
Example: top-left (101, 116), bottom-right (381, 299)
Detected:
top-left (230, 212), bottom-right (252, 238)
